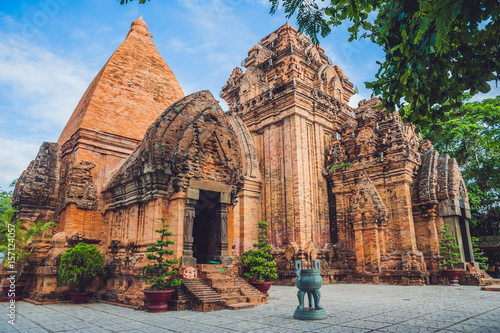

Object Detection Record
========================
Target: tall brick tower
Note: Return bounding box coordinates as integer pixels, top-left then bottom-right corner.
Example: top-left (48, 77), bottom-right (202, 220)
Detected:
top-left (221, 24), bottom-right (355, 255)
top-left (14, 17), bottom-right (184, 238)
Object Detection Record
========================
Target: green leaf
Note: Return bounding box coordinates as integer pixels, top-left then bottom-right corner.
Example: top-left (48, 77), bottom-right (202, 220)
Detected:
top-left (401, 29), bottom-right (407, 41)
top-left (400, 70), bottom-right (410, 85)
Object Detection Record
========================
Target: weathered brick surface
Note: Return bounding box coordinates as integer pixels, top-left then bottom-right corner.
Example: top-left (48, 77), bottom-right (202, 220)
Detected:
top-left (10, 22), bottom-right (478, 308)
top-left (58, 17), bottom-right (184, 145)
top-left (53, 17), bottom-right (184, 240)
top-left (221, 24), bottom-right (355, 265)
top-left (10, 18), bottom-right (186, 303)
top-left (324, 98), bottom-right (474, 283)
top-left (13, 142), bottom-right (59, 223)
top-left (100, 90), bottom-right (245, 305)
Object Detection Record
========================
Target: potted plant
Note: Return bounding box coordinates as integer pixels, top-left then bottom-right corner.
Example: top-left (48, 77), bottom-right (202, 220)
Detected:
top-left (141, 218), bottom-right (181, 313)
top-left (57, 242), bottom-right (106, 303)
top-left (0, 208), bottom-right (56, 301)
top-left (240, 221), bottom-right (278, 296)
top-left (439, 224), bottom-right (463, 286)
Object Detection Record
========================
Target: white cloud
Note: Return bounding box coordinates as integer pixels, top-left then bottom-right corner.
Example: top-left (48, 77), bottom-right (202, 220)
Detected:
top-left (168, 37), bottom-right (198, 53)
top-left (0, 137), bottom-right (41, 190)
top-left (0, 33), bottom-right (95, 190)
top-left (0, 33), bottom-right (93, 131)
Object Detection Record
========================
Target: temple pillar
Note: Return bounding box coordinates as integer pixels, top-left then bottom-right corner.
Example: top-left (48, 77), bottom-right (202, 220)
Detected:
top-left (180, 196), bottom-right (197, 267)
top-left (214, 193), bottom-right (232, 265)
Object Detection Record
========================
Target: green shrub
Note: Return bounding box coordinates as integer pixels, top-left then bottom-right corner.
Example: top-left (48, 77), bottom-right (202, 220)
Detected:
top-left (0, 208), bottom-right (56, 282)
top-left (141, 218), bottom-right (180, 291)
top-left (471, 237), bottom-right (488, 270)
top-left (240, 221), bottom-right (278, 282)
top-left (58, 242), bottom-right (106, 293)
top-left (439, 224), bottom-right (462, 270)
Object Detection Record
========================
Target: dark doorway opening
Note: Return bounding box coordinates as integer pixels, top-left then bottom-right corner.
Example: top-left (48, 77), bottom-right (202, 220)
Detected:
top-left (192, 190), bottom-right (219, 264)
top-left (328, 188), bottom-right (338, 244)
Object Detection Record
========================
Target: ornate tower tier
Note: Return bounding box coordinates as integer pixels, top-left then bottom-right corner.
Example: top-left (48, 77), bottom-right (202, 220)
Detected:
top-left (221, 24), bottom-right (355, 253)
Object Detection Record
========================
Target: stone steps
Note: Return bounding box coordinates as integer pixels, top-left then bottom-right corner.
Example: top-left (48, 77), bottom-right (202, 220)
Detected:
top-left (481, 285), bottom-right (500, 292)
top-left (234, 277), bottom-right (268, 302)
top-left (180, 278), bottom-right (226, 312)
top-left (167, 285), bottom-right (190, 311)
top-left (226, 302), bottom-right (258, 310)
top-left (212, 284), bottom-right (242, 296)
top-left (185, 264), bottom-right (268, 311)
top-left (480, 278), bottom-right (500, 285)
top-left (222, 295), bottom-right (248, 304)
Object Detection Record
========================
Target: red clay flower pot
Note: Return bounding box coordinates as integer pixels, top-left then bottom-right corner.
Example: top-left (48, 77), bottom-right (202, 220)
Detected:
top-left (443, 270), bottom-right (462, 286)
top-left (250, 281), bottom-right (273, 296)
top-left (2, 285), bottom-right (25, 302)
top-left (69, 292), bottom-right (92, 304)
top-left (142, 289), bottom-right (175, 313)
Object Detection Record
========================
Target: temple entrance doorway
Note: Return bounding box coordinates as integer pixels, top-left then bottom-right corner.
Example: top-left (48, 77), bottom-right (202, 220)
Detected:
top-left (192, 190), bottom-right (219, 264)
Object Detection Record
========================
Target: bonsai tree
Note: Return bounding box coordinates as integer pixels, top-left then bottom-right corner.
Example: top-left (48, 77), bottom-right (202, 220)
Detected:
top-left (240, 221), bottom-right (278, 282)
top-left (141, 219), bottom-right (181, 290)
top-left (0, 208), bottom-right (56, 283)
top-left (438, 224), bottom-right (462, 270)
top-left (471, 237), bottom-right (488, 270)
top-left (57, 242), bottom-right (106, 293)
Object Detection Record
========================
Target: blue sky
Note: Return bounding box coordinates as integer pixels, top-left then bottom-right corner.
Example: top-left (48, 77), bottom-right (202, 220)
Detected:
top-left (0, 0), bottom-right (498, 191)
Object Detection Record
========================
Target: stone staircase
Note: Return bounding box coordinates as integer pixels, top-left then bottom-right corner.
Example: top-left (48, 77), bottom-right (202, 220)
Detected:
top-left (181, 264), bottom-right (268, 311)
top-left (480, 278), bottom-right (500, 292)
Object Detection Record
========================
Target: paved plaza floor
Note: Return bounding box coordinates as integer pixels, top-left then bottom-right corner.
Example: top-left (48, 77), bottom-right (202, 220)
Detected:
top-left (1, 284), bottom-right (499, 333)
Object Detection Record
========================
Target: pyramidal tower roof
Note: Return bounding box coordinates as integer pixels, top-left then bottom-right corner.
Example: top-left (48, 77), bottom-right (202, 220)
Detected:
top-left (58, 16), bottom-right (184, 146)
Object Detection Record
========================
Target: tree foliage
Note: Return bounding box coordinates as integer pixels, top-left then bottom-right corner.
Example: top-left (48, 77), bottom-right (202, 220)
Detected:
top-left (270, 0), bottom-right (500, 126)
top-left (0, 208), bottom-right (56, 282)
top-left (58, 242), bottom-right (106, 293)
top-left (0, 179), bottom-right (17, 217)
top-left (141, 218), bottom-right (180, 291)
top-left (472, 236), bottom-right (489, 270)
top-left (438, 224), bottom-right (462, 270)
top-left (420, 96), bottom-right (500, 237)
top-left (240, 221), bottom-right (278, 282)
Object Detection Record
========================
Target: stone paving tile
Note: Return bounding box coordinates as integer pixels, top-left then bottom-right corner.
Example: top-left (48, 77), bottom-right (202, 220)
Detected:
top-left (276, 320), bottom-right (333, 331)
top-left (469, 327), bottom-right (500, 333)
top-left (248, 329), bottom-right (307, 333)
top-left (218, 321), bottom-right (271, 332)
top-left (440, 323), bottom-right (486, 332)
top-left (374, 324), bottom-right (439, 332)
top-left (339, 319), bottom-right (391, 330)
top-left (367, 314), bottom-right (413, 324)
top-left (14, 328), bottom-right (50, 333)
top-left (461, 318), bottom-right (500, 328)
top-left (401, 318), bottom-right (456, 329)
top-left (313, 326), bottom-right (372, 333)
top-left (0, 284), bottom-right (499, 333)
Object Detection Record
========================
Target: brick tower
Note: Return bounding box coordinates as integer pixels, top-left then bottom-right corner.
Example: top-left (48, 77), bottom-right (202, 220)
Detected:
top-left (221, 24), bottom-right (355, 257)
top-left (14, 16), bottom-right (184, 238)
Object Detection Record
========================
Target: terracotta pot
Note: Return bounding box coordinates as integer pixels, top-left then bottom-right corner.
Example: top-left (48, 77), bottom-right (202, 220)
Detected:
top-left (250, 281), bottom-right (273, 296)
top-left (443, 269), bottom-right (462, 286)
top-left (2, 285), bottom-right (25, 302)
top-left (142, 289), bottom-right (175, 313)
top-left (69, 292), bottom-right (92, 304)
